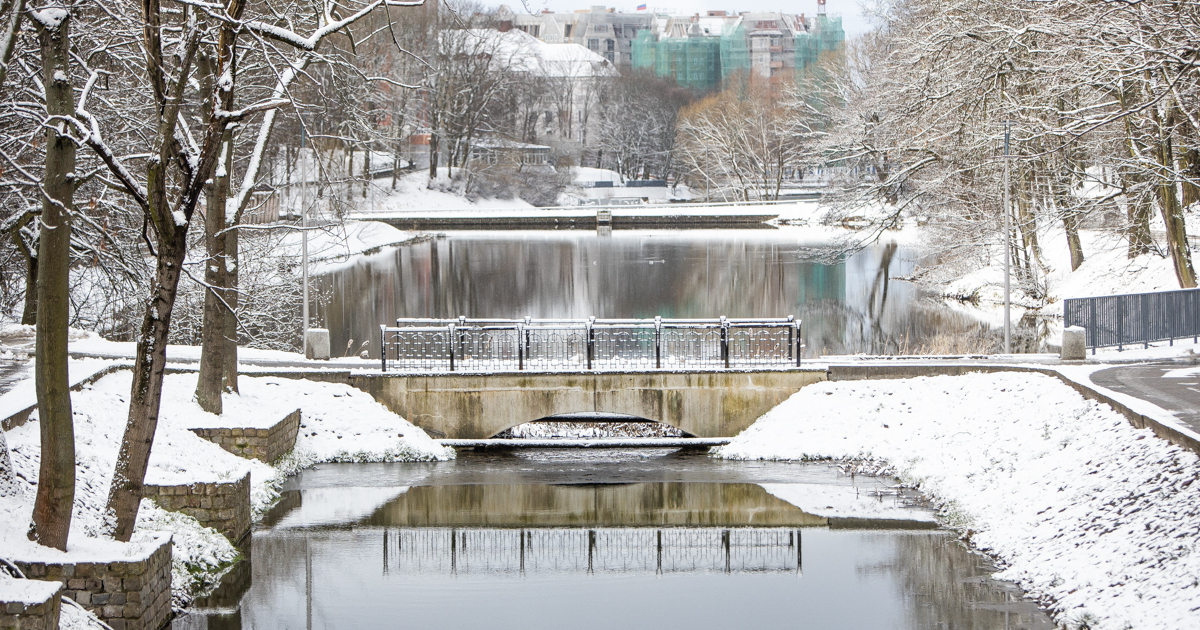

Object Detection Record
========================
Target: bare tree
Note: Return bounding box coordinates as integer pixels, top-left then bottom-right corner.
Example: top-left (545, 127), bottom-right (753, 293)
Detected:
top-left (28, 6), bottom-right (75, 551)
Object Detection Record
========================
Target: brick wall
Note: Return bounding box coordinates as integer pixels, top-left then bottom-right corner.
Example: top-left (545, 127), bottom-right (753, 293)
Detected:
top-left (144, 472), bottom-right (251, 543)
top-left (188, 409), bottom-right (300, 463)
top-left (0, 580), bottom-right (61, 630)
top-left (15, 538), bottom-right (172, 630)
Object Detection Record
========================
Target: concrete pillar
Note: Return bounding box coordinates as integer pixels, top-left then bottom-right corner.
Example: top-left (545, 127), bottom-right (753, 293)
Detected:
top-left (305, 328), bottom-right (330, 360)
top-left (1061, 326), bottom-right (1086, 361)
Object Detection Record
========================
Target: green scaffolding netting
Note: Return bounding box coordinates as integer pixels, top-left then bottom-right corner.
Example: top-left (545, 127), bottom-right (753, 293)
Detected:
top-left (632, 15), bottom-right (844, 89)
top-left (653, 36), bottom-right (721, 90)
top-left (631, 29), bottom-right (656, 71)
top-left (719, 23), bottom-right (748, 81)
top-left (795, 15), bottom-right (844, 75)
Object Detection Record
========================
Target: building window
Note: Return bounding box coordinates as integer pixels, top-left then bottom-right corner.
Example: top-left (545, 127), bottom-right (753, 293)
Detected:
top-left (606, 39), bottom-right (614, 51)
top-left (588, 38), bottom-right (599, 50)
top-left (625, 25), bottom-right (636, 38)
top-left (605, 51), bottom-right (614, 62)
top-left (564, 24), bottom-right (573, 38)
top-left (594, 24), bottom-right (608, 33)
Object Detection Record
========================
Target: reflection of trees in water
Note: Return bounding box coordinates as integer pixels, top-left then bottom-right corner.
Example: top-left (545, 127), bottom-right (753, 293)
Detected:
top-left (317, 234), bottom-right (1009, 359)
top-left (862, 533), bottom-right (1054, 630)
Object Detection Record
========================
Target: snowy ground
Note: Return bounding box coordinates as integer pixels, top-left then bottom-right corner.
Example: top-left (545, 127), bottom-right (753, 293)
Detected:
top-left (272, 220), bottom-right (418, 275)
top-left (716, 372), bottom-right (1200, 630)
top-left (1, 367), bottom-right (452, 623)
top-left (939, 224), bottom-right (1191, 346)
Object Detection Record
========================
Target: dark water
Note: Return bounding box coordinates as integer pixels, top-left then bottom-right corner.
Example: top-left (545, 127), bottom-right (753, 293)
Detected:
top-left (176, 450), bottom-right (1053, 630)
top-left (314, 229), bottom-right (993, 359)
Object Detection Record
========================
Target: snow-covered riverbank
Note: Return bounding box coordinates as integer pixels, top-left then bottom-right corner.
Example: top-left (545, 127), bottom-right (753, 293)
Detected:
top-left (715, 372), bottom-right (1200, 630)
top-left (1, 366), bottom-right (452, 625)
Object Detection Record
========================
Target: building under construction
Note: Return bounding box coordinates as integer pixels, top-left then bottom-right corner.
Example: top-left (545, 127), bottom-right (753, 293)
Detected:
top-left (632, 7), bottom-right (844, 90)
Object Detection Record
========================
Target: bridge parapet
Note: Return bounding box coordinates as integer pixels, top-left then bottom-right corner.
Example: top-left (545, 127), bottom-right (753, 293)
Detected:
top-left (380, 316), bottom-right (802, 372)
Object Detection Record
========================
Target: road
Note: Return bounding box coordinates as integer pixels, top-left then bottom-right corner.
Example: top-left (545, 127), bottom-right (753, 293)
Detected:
top-left (1090, 359), bottom-right (1200, 435)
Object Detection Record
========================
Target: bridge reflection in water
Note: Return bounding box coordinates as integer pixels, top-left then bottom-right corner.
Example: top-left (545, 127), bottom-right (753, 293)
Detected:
top-left (383, 527), bottom-right (804, 576)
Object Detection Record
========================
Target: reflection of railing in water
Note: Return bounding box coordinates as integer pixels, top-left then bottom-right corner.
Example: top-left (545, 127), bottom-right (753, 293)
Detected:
top-left (379, 317), bottom-right (802, 372)
top-left (381, 528), bottom-right (803, 575)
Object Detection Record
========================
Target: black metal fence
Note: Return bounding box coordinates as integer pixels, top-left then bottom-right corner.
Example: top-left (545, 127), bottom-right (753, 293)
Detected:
top-left (1063, 288), bottom-right (1200, 352)
top-left (380, 316), bottom-right (802, 372)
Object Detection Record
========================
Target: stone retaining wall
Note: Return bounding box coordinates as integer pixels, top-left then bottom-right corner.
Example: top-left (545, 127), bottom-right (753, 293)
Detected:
top-left (189, 409), bottom-right (300, 462)
top-left (15, 538), bottom-right (172, 630)
top-left (144, 472), bottom-right (251, 543)
top-left (0, 581), bottom-right (61, 630)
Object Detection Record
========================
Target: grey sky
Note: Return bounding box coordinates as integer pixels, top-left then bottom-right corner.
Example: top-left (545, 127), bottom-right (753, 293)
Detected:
top-left (502, 1), bottom-right (878, 38)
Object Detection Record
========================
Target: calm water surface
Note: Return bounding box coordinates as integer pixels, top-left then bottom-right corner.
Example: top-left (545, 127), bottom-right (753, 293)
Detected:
top-left (314, 229), bottom-right (991, 359)
top-left (176, 450), bottom-right (1052, 630)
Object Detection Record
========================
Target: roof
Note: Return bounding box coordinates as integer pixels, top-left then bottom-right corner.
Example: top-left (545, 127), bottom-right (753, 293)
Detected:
top-left (456, 29), bottom-right (618, 78)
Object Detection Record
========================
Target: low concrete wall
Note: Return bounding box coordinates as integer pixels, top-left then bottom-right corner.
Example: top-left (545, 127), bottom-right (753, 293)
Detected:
top-left (349, 369), bottom-right (828, 439)
top-left (15, 538), bottom-right (172, 630)
top-left (189, 409), bottom-right (300, 463)
top-left (0, 580), bottom-right (61, 630)
top-left (144, 472), bottom-right (251, 543)
top-left (829, 363), bottom-right (1200, 456)
top-left (1, 365), bottom-right (126, 432)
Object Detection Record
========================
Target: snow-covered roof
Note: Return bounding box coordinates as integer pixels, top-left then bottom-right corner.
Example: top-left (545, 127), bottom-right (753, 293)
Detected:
top-left (455, 28), bottom-right (617, 78)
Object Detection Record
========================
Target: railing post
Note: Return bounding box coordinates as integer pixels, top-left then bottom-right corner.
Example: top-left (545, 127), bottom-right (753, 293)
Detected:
top-left (1117, 297), bottom-right (1123, 352)
top-left (517, 323), bottom-right (524, 370)
top-left (786, 316), bottom-right (794, 366)
top-left (587, 317), bottom-right (595, 370)
top-left (655, 316), bottom-right (662, 369)
top-left (794, 319), bottom-right (802, 367)
top-left (380, 325), bottom-right (387, 372)
top-left (1088, 298), bottom-right (1096, 355)
top-left (448, 323), bottom-right (456, 371)
top-left (1142, 293), bottom-right (1149, 349)
top-left (720, 316), bottom-right (729, 369)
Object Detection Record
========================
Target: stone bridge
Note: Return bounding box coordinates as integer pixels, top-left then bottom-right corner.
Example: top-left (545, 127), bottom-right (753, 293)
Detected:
top-left (347, 369), bottom-right (827, 439)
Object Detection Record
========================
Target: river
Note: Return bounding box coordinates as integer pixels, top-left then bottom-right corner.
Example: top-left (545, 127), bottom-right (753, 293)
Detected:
top-left (174, 450), bottom-right (1053, 629)
top-left (313, 228), bottom-right (997, 359)
top-left (172, 227), bottom-right (1052, 629)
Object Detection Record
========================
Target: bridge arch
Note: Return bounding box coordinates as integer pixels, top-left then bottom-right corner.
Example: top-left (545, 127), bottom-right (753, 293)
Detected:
top-left (492, 413), bottom-right (692, 439)
top-left (349, 369), bottom-right (826, 439)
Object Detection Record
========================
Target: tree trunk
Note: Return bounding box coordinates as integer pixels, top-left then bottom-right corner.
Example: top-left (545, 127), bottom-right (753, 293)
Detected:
top-left (21, 253), bottom-right (37, 325)
top-left (223, 224), bottom-right (239, 393)
top-left (1063, 214), bottom-right (1084, 272)
top-left (29, 10), bottom-right (75, 551)
top-left (0, 0), bottom-right (26, 88)
top-left (362, 143), bottom-right (369, 198)
top-left (428, 133), bottom-right (439, 180)
top-left (106, 229), bottom-right (187, 542)
top-left (196, 131), bottom-right (231, 414)
top-left (1153, 106), bottom-right (1197, 288)
top-left (1123, 172), bottom-right (1154, 258)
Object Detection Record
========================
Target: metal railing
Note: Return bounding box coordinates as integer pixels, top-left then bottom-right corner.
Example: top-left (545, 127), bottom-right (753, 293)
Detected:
top-left (1063, 287), bottom-right (1200, 352)
top-left (380, 316), bottom-right (802, 372)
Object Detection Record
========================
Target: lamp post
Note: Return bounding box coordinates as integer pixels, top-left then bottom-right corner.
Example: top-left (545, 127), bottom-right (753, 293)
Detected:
top-left (301, 130), bottom-right (310, 355)
top-left (1003, 122), bottom-right (1011, 354)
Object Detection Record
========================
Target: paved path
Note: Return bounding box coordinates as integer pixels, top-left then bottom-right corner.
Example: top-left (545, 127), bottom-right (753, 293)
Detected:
top-left (1091, 360), bottom-right (1200, 435)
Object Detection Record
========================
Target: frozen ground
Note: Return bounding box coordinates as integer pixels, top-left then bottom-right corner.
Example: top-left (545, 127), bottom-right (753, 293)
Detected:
top-left (716, 372), bottom-right (1200, 630)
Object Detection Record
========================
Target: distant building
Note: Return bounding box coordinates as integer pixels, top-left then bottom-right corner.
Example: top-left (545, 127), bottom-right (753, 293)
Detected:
top-left (634, 10), bottom-right (844, 90)
top-left (504, 5), bottom-right (655, 67)
top-left (499, 4), bottom-right (844, 89)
